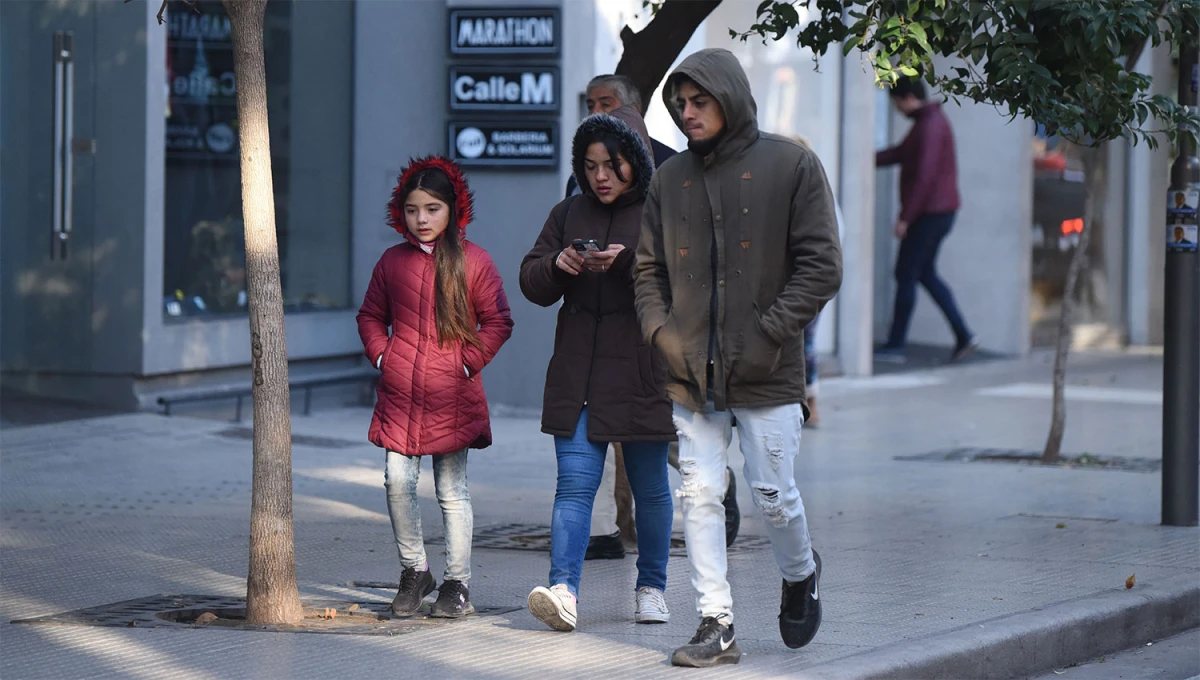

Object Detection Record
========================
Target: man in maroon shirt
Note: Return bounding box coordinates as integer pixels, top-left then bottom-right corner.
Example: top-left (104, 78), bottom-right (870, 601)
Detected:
top-left (876, 76), bottom-right (978, 363)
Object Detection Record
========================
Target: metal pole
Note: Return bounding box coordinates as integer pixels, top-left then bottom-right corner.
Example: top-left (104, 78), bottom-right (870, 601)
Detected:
top-left (1162, 37), bottom-right (1200, 527)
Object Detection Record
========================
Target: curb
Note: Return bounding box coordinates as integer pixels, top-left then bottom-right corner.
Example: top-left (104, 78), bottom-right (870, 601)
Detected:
top-left (801, 573), bottom-right (1200, 679)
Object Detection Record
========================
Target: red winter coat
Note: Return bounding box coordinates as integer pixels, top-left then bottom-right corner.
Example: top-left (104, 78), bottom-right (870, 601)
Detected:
top-left (357, 157), bottom-right (513, 455)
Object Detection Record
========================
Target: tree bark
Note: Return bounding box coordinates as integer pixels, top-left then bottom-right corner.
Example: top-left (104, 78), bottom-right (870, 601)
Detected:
top-left (1043, 147), bottom-right (1099, 464)
top-left (222, 0), bottom-right (304, 625)
top-left (614, 0), bottom-right (723, 108)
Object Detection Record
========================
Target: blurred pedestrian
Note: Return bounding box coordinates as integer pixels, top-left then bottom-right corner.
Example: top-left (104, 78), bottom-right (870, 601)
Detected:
top-left (875, 76), bottom-right (977, 363)
top-left (357, 156), bottom-right (514, 619)
top-left (520, 107), bottom-right (675, 632)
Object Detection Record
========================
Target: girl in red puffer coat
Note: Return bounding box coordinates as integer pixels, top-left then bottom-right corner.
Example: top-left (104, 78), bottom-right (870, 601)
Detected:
top-left (357, 156), bottom-right (513, 620)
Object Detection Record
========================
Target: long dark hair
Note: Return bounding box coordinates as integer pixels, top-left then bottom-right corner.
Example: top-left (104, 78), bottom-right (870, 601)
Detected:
top-left (399, 168), bottom-right (480, 349)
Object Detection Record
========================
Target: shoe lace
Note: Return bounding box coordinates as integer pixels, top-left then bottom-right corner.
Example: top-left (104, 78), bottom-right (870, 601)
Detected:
top-left (638, 587), bottom-right (667, 612)
top-left (689, 616), bottom-right (724, 644)
top-left (398, 568), bottom-right (426, 595)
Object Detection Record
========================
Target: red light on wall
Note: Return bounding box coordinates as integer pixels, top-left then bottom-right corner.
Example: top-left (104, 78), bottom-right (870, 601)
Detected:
top-left (1060, 218), bottom-right (1084, 235)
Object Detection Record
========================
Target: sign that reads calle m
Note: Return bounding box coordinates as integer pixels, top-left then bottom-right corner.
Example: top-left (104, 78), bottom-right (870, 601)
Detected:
top-left (449, 122), bottom-right (558, 167)
top-left (450, 66), bottom-right (558, 112)
top-left (449, 7), bottom-right (560, 56)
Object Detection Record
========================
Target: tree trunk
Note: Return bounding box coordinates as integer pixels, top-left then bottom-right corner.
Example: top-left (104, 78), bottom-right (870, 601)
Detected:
top-left (223, 0), bottom-right (304, 625)
top-left (1043, 147), bottom-right (1099, 464)
top-left (614, 0), bottom-right (723, 108)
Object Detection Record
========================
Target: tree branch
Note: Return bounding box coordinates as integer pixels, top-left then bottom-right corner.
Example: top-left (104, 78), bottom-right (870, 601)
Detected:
top-left (125, 0), bottom-right (200, 26)
top-left (615, 0), bottom-right (723, 109)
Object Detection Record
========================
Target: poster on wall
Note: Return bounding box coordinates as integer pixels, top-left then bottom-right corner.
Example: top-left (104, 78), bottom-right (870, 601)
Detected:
top-left (165, 3), bottom-right (239, 162)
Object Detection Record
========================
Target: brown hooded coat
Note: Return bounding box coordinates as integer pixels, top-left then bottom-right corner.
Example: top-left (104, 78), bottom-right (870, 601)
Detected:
top-left (520, 107), bottom-right (674, 442)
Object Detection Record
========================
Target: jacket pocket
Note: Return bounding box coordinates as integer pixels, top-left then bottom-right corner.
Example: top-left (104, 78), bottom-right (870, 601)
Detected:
top-left (733, 306), bottom-right (781, 384)
top-left (653, 315), bottom-right (691, 383)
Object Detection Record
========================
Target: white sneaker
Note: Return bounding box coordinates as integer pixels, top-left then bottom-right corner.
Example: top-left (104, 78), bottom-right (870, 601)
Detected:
top-left (528, 584), bottom-right (577, 632)
top-left (635, 586), bottom-right (670, 624)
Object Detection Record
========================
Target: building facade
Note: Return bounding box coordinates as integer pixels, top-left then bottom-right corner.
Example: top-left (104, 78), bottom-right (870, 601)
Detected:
top-left (0, 0), bottom-right (1178, 413)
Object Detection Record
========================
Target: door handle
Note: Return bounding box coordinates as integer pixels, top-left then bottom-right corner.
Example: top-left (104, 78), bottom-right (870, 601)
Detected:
top-left (52, 31), bottom-right (75, 261)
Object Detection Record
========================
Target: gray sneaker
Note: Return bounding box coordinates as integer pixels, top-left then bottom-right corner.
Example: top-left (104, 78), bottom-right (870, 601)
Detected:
top-left (635, 586), bottom-right (670, 624)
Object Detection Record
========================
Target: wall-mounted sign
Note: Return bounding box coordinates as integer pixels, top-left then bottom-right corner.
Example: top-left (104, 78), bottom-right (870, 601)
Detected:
top-left (449, 121), bottom-right (557, 167)
top-left (450, 65), bottom-right (559, 112)
top-left (449, 7), bottom-right (560, 56)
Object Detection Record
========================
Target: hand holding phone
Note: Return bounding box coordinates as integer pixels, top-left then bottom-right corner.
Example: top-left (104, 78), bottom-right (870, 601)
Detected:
top-left (572, 239), bottom-right (601, 258)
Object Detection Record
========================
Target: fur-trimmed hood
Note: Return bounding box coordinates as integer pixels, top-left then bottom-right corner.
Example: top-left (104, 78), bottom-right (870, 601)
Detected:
top-left (387, 155), bottom-right (475, 246)
top-left (571, 106), bottom-right (655, 203)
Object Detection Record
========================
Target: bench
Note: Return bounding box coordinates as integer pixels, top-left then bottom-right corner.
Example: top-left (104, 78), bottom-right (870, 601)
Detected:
top-left (156, 367), bottom-right (379, 421)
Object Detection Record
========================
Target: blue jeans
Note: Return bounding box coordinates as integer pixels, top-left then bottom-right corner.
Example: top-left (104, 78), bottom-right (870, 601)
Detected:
top-left (550, 408), bottom-right (673, 596)
top-left (885, 212), bottom-right (972, 348)
top-left (385, 449), bottom-right (473, 582)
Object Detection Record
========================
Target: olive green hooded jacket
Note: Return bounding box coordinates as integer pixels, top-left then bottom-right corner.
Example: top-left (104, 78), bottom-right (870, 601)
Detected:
top-left (634, 48), bottom-right (843, 416)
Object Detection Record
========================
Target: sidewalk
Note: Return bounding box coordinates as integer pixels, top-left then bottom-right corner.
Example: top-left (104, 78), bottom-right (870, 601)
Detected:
top-left (1, 350), bottom-right (1197, 678)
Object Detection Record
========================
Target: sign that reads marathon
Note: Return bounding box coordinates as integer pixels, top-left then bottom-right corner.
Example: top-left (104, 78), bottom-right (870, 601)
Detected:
top-left (450, 66), bottom-right (558, 112)
top-left (450, 7), bottom-right (560, 56)
top-left (449, 122), bottom-right (558, 167)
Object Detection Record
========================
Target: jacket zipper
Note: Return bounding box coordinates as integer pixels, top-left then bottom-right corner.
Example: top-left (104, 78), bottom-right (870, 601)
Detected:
top-left (411, 253), bottom-right (433, 452)
top-left (580, 211), bottom-right (616, 416)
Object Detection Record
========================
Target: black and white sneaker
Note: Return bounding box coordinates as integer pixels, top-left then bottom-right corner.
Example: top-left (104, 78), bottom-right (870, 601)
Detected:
top-left (391, 567), bottom-right (435, 617)
top-left (670, 616), bottom-right (741, 667)
top-left (780, 549), bottom-right (822, 648)
top-left (723, 467), bottom-right (741, 548)
top-left (430, 579), bottom-right (475, 618)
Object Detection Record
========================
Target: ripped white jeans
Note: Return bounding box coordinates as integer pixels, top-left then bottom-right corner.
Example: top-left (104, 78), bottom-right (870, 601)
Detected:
top-left (673, 401), bottom-right (815, 620)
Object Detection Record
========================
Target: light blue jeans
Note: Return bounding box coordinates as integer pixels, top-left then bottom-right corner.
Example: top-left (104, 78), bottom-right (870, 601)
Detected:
top-left (384, 449), bottom-right (472, 583)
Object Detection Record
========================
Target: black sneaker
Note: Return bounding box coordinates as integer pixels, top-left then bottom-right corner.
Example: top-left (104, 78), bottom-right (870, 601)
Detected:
top-left (671, 616), bottom-right (742, 667)
top-left (391, 567), bottom-right (435, 617)
top-left (780, 549), bottom-right (822, 648)
top-left (723, 467), bottom-right (740, 547)
top-left (430, 579), bottom-right (475, 618)
top-left (584, 531), bottom-right (625, 560)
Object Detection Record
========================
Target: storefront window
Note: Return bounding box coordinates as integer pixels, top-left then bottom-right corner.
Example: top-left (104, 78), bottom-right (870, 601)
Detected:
top-left (162, 0), bottom-right (352, 319)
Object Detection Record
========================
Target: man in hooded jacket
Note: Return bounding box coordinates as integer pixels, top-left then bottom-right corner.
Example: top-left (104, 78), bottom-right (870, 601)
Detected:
top-left (635, 48), bottom-right (842, 667)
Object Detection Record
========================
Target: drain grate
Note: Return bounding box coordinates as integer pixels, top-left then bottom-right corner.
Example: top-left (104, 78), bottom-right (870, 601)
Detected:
top-left (895, 447), bottom-right (1160, 473)
top-left (437, 522), bottom-right (771, 557)
top-left (10, 594), bottom-right (518, 636)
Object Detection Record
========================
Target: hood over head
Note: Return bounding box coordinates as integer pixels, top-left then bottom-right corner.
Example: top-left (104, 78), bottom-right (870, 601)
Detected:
top-left (387, 155), bottom-right (475, 246)
top-left (662, 48), bottom-right (759, 160)
top-left (571, 105), bottom-right (655, 203)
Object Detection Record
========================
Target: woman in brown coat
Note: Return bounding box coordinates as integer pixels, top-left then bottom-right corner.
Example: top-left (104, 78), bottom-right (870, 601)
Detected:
top-left (519, 107), bottom-right (674, 632)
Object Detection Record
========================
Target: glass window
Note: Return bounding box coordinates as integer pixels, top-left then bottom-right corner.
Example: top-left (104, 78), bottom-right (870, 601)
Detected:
top-left (162, 0), bottom-right (353, 319)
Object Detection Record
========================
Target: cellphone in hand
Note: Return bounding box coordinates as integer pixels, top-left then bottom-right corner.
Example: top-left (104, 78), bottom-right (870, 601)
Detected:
top-left (572, 239), bottom-right (601, 258)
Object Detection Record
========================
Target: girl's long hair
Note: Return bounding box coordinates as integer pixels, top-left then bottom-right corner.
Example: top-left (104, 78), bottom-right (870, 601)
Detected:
top-left (398, 168), bottom-right (480, 349)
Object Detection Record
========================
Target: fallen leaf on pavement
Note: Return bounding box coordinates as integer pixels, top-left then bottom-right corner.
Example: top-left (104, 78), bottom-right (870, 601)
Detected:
top-left (347, 604), bottom-right (360, 612)
top-left (195, 612), bottom-right (218, 624)
top-left (1125, 574), bottom-right (1136, 589)
top-left (1056, 523), bottom-right (1067, 529)
top-left (126, 620), bottom-right (137, 627)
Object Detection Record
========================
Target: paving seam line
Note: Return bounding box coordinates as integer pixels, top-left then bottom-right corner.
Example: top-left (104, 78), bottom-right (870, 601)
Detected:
top-left (798, 573), bottom-right (1200, 680)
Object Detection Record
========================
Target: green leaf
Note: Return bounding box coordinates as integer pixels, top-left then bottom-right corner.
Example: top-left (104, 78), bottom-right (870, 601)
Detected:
top-left (899, 64), bottom-right (920, 76)
top-left (909, 23), bottom-right (932, 53)
top-left (843, 35), bottom-right (862, 56)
